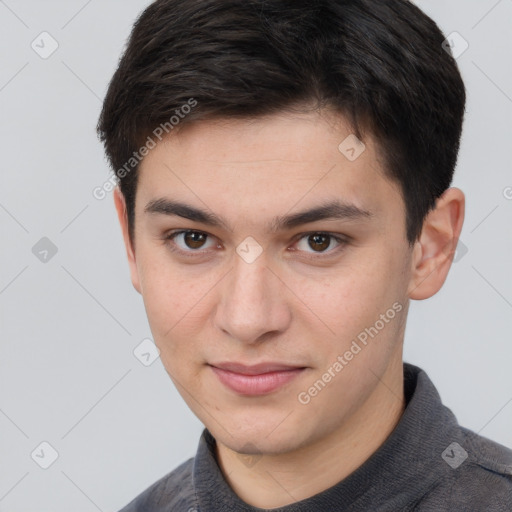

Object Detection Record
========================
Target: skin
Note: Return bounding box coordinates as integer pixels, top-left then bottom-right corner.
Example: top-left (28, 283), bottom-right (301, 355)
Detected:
top-left (114, 110), bottom-right (465, 508)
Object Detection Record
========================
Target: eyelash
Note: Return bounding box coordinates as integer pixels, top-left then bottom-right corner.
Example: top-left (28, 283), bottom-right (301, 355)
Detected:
top-left (162, 230), bottom-right (348, 261)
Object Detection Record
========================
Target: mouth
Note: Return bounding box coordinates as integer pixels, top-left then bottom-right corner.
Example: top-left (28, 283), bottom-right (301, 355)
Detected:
top-left (208, 362), bottom-right (307, 395)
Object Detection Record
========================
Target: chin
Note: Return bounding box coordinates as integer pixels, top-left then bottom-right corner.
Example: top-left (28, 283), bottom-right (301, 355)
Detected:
top-left (209, 417), bottom-right (314, 456)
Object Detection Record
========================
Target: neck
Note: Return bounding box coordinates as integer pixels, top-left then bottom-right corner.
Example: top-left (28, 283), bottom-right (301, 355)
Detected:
top-left (215, 357), bottom-right (405, 509)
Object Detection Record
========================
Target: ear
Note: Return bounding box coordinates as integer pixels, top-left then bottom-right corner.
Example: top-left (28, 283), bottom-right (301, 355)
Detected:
top-left (407, 187), bottom-right (465, 300)
top-left (113, 187), bottom-right (142, 294)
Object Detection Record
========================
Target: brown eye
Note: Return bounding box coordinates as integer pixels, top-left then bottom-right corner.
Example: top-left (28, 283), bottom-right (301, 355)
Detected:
top-left (295, 232), bottom-right (344, 254)
top-left (182, 231), bottom-right (207, 249)
top-left (307, 233), bottom-right (331, 252)
top-left (165, 230), bottom-right (216, 255)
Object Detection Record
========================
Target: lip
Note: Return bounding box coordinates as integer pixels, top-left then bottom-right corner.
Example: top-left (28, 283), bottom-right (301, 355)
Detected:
top-left (209, 362), bottom-right (306, 395)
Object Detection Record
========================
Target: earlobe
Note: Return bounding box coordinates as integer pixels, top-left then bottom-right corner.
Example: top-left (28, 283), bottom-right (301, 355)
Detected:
top-left (407, 187), bottom-right (465, 300)
top-left (113, 187), bottom-right (142, 294)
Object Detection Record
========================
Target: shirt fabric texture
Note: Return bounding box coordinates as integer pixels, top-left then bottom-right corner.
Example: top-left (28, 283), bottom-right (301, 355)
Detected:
top-left (119, 362), bottom-right (512, 511)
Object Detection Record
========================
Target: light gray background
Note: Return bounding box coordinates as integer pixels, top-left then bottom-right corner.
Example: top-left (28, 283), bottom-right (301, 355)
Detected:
top-left (0, 1), bottom-right (511, 510)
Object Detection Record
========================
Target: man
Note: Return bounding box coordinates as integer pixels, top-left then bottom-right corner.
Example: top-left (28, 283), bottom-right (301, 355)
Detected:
top-left (97, 0), bottom-right (512, 510)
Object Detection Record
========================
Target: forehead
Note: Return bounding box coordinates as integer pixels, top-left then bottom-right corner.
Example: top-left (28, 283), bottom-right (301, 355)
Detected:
top-left (136, 111), bottom-right (402, 228)
top-left (149, 110), bottom-right (374, 169)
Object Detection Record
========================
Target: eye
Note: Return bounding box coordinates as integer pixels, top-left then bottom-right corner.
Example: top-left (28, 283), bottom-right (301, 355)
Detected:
top-left (293, 232), bottom-right (347, 258)
top-left (163, 230), bottom-right (348, 260)
top-left (164, 230), bottom-right (217, 256)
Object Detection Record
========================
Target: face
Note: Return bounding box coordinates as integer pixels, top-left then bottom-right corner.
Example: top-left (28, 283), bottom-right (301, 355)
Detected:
top-left (119, 110), bottom-right (415, 455)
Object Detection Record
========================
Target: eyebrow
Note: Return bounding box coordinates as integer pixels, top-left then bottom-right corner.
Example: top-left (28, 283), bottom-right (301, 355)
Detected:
top-left (144, 198), bottom-right (373, 232)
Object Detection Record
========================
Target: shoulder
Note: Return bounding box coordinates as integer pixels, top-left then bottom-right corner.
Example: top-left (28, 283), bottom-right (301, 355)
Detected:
top-left (416, 429), bottom-right (512, 511)
top-left (117, 457), bottom-right (197, 512)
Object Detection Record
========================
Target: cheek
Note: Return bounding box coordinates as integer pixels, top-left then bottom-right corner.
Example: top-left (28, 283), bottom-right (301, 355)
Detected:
top-left (293, 259), bottom-right (406, 416)
top-left (137, 253), bottom-right (190, 341)
top-left (297, 250), bottom-right (406, 349)
top-left (136, 251), bottom-right (219, 362)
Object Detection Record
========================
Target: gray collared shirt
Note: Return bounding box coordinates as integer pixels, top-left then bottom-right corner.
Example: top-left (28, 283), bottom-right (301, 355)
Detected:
top-left (119, 362), bottom-right (512, 511)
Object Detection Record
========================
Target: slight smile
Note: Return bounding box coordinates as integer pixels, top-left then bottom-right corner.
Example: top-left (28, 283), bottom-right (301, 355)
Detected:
top-left (208, 362), bottom-right (307, 396)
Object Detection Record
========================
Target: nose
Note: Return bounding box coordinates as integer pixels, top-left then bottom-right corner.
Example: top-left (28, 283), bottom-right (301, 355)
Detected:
top-left (214, 252), bottom-right (292, 345)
